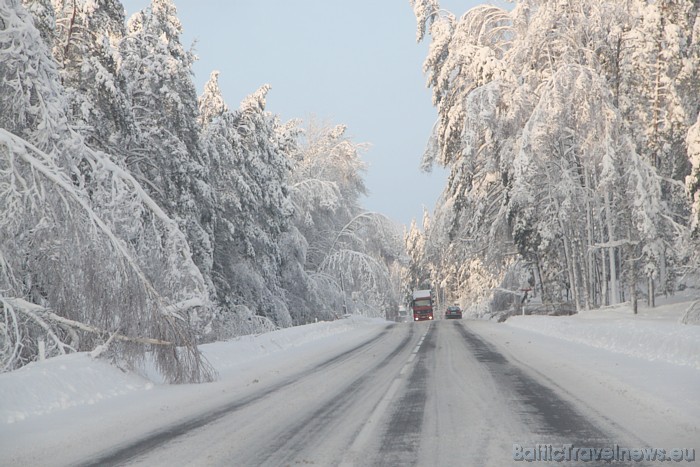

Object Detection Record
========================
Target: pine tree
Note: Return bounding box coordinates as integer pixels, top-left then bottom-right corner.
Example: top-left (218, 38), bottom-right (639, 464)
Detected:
top-left (120, 0), bottom-right (214, 295)
top-left (20, 0), bottom-right (55, 46)
top-left (48, 0), bottom-right (136, 160)
top-left (200, 79), bottom-right (295, 330)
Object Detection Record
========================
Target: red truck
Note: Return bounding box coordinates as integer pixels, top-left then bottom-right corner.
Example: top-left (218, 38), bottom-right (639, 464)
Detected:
top-left (411, 289), bottom-right (434, 321)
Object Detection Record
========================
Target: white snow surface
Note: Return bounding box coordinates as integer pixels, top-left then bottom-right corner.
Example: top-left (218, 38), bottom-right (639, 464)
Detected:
top-left (0, 316), bottom-right (389, 425)
top-left (2, 304), bottom-right (699, 464)
top-left (506, 299), bottom-right (700, 370)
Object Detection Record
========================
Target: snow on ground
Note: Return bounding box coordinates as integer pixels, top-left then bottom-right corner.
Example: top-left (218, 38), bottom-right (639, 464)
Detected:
top-left (495, 296), bottom-right (700, 448)
top-left (1, 353), bottom-right (155, 424)
top-left (506, 298), bottom-right (700, 370)
top-left (2, 303), bottom-right (699, 464)
top-left (0, 316), bottom-right (389, 425)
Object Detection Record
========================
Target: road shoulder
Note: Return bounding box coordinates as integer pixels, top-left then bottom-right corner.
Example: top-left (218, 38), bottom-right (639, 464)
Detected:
top-left (467, 320), bottom-right (700, 451)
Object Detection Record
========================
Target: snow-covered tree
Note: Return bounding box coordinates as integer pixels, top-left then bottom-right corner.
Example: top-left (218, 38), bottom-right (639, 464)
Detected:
top-left (48, 0), bottom-right (137, 159)
top-left (687, 113), bottom-right (700, 243)
top-left (289, 122), bottom-right (367, 265)
top-left (616, 0), bottom-right (699, 298)
top-left (404, 217), bottom-right (429, 292)
top-left (199, 78), bottom-right (295, 330)
top-left (676, 103), bottom-right (700, 327)
top-left (20, 0), bottom-right (55, 46)
top-left (288, 122), bottom-right (402, 318)
top-left (410, 0), bottom-right (696, 313)
top-left (2, 0), bottom-right (407, 379)
top-left (1, 0), bottom-right (213, 382)
top-left (198, 70), bottom-right (228, 128)
top-left (683, 112), bottom-right (700, 322)
top-left (119, 0), bottom-right (214, 293)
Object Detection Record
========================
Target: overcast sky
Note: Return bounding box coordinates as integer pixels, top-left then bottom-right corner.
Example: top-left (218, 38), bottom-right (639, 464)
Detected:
top-left (121, 0), bottom-right (487, 227)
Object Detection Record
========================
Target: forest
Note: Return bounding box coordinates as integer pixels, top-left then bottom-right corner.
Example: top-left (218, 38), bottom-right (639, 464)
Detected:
top-left (406, 0), bottom-right (700, 320)
top-left (0, 0), bottom-right (403, 382)
top-left (1, 0), bottom-right (699, 383)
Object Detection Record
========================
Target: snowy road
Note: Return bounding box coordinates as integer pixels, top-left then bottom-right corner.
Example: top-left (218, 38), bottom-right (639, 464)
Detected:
top-left (42, 319), bottom-right (694, 467)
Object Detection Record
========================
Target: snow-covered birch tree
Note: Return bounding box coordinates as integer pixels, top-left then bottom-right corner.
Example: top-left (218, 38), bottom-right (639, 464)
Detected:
top-left (410, 0), bottom-right (696, 313)
top-left (288, 122), bottom-right (402, 318)
top-left (1, 0), bottom-right (214, 382)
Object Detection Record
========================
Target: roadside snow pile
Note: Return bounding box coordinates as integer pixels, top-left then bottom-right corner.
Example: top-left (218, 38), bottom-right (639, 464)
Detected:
top-left (506, 301), bottom-right (700, 370)
top-left (201, 316), bottom-right (387, 374)
top-left (0, 316), bottom-right (388, 424)
top-left (0, 353), bottom-right (154, 424)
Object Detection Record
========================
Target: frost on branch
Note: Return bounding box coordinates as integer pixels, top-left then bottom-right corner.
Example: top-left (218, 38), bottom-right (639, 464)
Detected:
top-left (410, 0), bottom-right (443, 43)
top-left (0, 1), bottom-right (213, 382)
top-left (0, 130), bottom-right (214, 382)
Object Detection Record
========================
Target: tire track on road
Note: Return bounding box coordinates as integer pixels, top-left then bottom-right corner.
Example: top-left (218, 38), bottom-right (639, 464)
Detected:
top-left (78, 326), bottom-right (397, 467)
top-left (372, 323), bottom-right (435, 466)
top-left (455, 323), bottom-right (611, 447)
top-left (247, 324), bottom-right (418, 466)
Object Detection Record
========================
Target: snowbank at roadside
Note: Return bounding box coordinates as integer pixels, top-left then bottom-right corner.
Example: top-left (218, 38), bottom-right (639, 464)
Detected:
top-left (0, 353), bottom-right (154, 424)
top-left (202, 316), bottom-right (387, 374)
top-left (505, 300), bottom-right (700, 370)
top-left (0, 316), bottom-right (389, 424)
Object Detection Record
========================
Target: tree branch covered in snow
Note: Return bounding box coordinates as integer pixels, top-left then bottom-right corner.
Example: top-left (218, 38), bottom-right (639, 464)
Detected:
top-left (1, 1), bottom-right (214, 382)
top-left (0, 126), bottom-right (214, 382)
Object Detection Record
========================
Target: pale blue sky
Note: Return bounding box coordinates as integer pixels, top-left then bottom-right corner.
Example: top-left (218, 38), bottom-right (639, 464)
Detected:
top-left (121, 0), bottom-right (487, 226)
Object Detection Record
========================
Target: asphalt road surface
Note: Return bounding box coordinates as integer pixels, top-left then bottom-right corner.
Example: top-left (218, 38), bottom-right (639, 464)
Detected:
top-left (71, 319), bottom-right (681, 467)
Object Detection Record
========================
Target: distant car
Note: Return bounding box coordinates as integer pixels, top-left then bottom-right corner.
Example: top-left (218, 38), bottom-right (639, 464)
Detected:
top-left (444, 305), bottom-right (462, 319)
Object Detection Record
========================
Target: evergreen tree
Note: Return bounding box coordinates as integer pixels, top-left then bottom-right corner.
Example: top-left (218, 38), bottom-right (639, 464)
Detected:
top-left (20, 0), bottom-right (55, 46)
top-left (120, 0), bottom-right (214, 293)
top-left (200, 78), bottom-right (294, 330)
top-left (48, 0), bottom-right (137, 163)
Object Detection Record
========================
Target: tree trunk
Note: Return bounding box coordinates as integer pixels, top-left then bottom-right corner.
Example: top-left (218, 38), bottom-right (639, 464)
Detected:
top-left (578, 237), bottom-right (592, 311)
top-left (600, 247), bottom-right (609, 306)
top-left (631, 273), bottom-right (638, 314)
top-left (628, 235), bottom-right (638, 315)
top-left (534, 256), bottom-right (545, 300)
top-left (564, 234), bottom-right (580, 311)
top-left (605, 193), bottom-right (619, 305)
top-left (659, 247), bottom-right (668, 297)
top-left (648, 275), bottom-right (655, 308)
top-left (584, 167), bottom-right (596, 307)
top-left (594, 191), bottom-right (608, 306)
